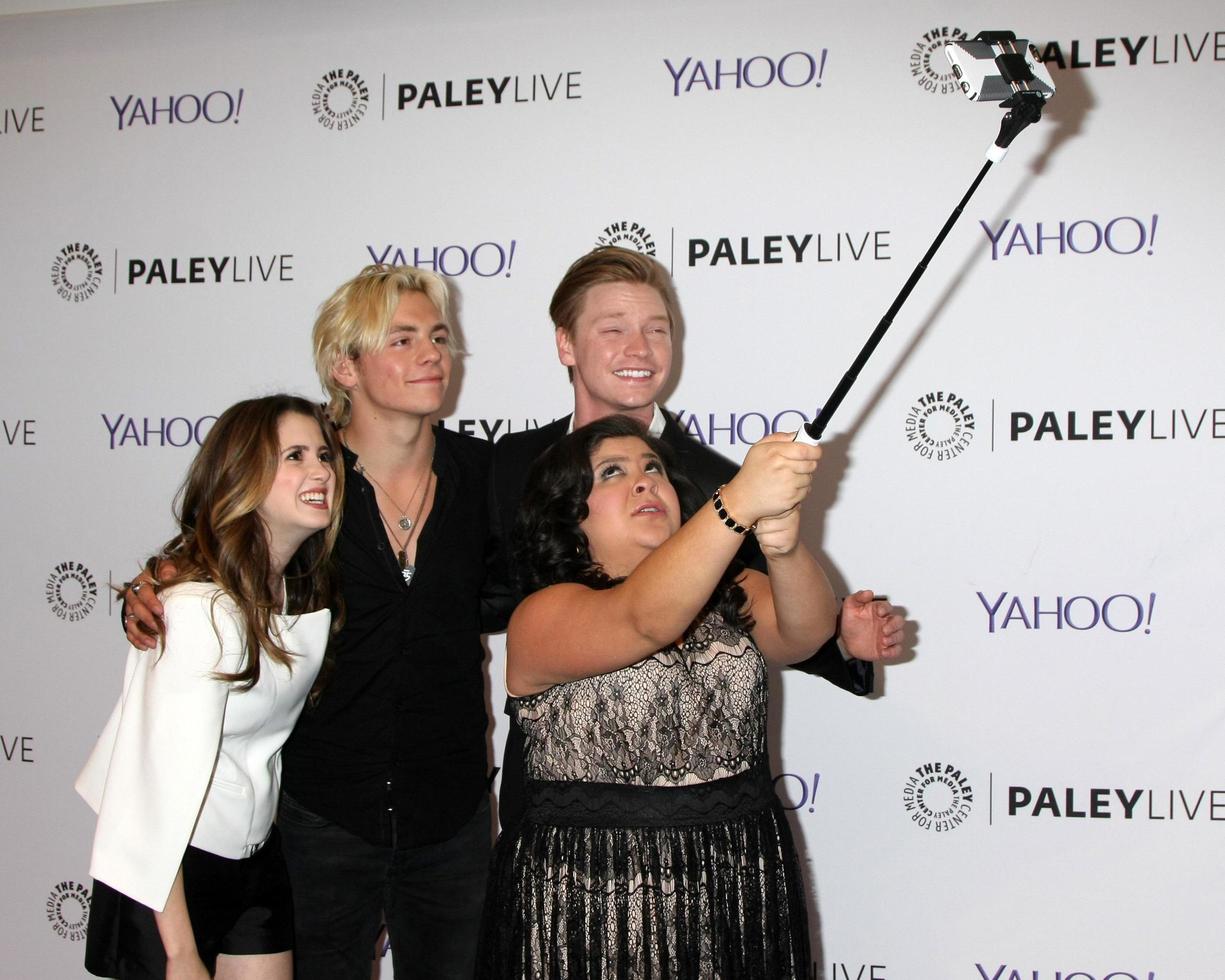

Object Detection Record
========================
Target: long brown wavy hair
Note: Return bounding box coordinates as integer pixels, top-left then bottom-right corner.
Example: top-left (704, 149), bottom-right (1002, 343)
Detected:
top-left (153, 395), bottom-right (343, 689)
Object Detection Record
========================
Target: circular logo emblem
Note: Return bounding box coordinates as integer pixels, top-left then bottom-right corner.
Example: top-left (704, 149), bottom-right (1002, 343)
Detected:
top-left (595, 220), bottom-right (656, 256)
top-left (46, 881), bottom-right (90, 942)
top-left (903, 762), bottom-right (974, 831)
top-left (312, 69), bottom-right (369, 130)
top-left (904, 390), bottom-right (975, 461)
top-left (45, 561), bottom-right (98, 622)
top-left (51, 243), bottom-right (103, 302)
top-left (909, 28), bottom-right (969, 95)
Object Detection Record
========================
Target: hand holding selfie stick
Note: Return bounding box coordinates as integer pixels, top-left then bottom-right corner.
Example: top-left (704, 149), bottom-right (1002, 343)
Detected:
top-left (793, 31), bottom-right (1054, 446)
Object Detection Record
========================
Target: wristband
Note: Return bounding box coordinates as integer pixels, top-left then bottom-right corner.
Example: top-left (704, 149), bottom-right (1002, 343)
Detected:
top-left (711, 485), bottom-right (756, 534)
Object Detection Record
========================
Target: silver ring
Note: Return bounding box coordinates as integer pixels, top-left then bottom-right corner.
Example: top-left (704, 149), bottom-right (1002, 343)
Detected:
top-left (131, 582), bottom-right (143, 595)
top-left (124, 613), bottom-right (136, 623)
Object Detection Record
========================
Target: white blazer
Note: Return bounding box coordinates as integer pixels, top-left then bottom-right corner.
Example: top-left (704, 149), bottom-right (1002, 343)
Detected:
top-left (76, 582), bottom-right (329, 912)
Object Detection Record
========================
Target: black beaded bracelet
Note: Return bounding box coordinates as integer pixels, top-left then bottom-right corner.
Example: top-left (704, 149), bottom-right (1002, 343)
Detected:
top-left (711, 485), bottom-right (756, 534)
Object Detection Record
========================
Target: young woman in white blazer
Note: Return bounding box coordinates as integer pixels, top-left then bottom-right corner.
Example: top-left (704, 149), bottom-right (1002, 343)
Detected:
top-left (77, 394), bottom-right (343, 980)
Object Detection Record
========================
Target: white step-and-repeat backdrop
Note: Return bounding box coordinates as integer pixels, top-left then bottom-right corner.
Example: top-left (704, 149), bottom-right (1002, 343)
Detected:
top-left (3, 1), bottom-right (1222, 977)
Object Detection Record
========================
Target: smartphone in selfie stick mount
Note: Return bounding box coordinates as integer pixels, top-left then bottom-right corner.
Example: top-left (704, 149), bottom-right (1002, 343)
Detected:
top-left (792, 31), bottom-right (1055, 447)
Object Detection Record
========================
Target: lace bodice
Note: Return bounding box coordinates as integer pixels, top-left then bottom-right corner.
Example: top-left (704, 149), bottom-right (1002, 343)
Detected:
top-left (511, 614), bottom-right (766, 787)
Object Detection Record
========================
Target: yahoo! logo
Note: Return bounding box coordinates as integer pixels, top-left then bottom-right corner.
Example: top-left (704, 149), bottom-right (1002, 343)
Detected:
top-left (110, 89), bottom-right (244, 130)
top-left (672, 409), bottom-right (814, 447)
top-left (102, 413), bottom-right (218, 450)
top-left (981, 215), bottom-right (1158, 260)
top-left (773, 771), bottom-right (821, 814)
top-left (978, 967), bottom-right (1156, 980)
top-left (977, 592), bottom-right (1157, 634)
top-left (664, 50), bottom-right (828, 97)
top-left (367, 242), bottom-right (517, 278)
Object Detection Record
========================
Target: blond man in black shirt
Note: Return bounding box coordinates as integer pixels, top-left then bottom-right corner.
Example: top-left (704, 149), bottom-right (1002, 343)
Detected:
top-left (124, 264), bottom-right (501, 980)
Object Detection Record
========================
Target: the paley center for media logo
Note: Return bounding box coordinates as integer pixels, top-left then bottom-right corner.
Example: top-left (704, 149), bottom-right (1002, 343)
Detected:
top-left (904, 390), bottom-right (975, 461)
top-left (47, 881), bottom-right (90, 942)
top-left (312, 68), bottom-right (369, 130)
top-left (45, 561), bottom-right (98, 622)
top-left (51, 243), bottom-right (103, 302)
top-left (902, 761), bottom-right (973, 831)
top-left (909, 27), bottom-right (969, 95)
top-left (595, 220), bottom-right (656, 256)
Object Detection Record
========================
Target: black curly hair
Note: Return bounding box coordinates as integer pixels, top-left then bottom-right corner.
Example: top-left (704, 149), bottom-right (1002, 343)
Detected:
top-left (512, 415), bottom-right (753, 634)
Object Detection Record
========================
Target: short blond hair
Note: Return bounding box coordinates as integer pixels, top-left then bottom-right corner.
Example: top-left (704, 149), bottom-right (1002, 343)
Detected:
top-left (549, 246), bottom-right (681, 339)
top-left (312, 264), bottom-right (452, 426)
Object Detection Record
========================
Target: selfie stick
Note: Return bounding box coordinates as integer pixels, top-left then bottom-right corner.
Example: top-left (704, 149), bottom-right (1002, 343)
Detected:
top-left (794, 32), bottom-right (1050, 446)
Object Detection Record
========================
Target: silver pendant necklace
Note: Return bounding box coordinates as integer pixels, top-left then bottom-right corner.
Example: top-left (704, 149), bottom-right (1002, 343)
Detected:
top-left (343, 431), bottom-right (434, 585)
top-left (373, 471), bottom-right (432, 586)
top-left (355, 455), bottom-right (430, 532)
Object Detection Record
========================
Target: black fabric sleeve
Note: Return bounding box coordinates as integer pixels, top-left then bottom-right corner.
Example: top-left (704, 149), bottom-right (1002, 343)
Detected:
top-left (479, 444), bottom-right (517, 635)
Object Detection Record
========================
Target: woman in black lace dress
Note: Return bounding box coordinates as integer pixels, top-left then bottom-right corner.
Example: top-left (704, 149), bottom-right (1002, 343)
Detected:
top-left (479, 415), bottom-right (896, 979)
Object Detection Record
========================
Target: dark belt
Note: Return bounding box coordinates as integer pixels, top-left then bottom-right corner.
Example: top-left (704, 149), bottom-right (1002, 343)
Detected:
top-left (523, 761), bottom-right (774, 830)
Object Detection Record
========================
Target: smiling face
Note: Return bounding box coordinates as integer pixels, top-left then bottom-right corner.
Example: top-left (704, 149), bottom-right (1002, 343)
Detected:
top-left (335, 289), bottom-right (452, 423)
top-left (557, 282), bottom-right (672, 426)
top-left (257, 412), bottom-right (337, 566)
top-left (580, 435), bottom-right (682, 578)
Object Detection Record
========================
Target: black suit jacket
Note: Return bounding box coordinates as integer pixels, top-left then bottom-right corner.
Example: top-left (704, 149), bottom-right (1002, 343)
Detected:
top-left (488, 410), bottom-right (872, 832)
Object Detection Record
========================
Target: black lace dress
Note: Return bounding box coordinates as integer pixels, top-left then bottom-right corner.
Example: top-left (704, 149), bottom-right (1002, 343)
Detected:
top-left (477, 613), bottom-right (810, 979)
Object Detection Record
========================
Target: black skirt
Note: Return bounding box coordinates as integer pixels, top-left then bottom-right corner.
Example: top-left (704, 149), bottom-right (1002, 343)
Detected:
top-left (85, 826), bottom-right (294, 979)
top-left (477, 764), bottom-right (810, 980)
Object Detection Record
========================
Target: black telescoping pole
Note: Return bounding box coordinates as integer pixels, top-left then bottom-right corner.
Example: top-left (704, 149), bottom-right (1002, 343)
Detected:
top-left (801, 158), bottom-right (994, 443)
top-left (799, 89), bottom-right (1045, 444)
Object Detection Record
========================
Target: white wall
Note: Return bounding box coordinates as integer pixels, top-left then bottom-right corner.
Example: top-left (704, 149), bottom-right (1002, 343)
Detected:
top-left (3, 2), bottom-right (1222, 977)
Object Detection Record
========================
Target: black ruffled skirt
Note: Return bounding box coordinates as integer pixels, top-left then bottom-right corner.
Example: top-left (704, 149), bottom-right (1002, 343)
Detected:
top-left (478, 763), bottom-right (810, 979)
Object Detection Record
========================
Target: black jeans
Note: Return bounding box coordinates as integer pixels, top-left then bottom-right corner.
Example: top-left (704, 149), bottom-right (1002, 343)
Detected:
top-left (277, 791), bottom-right (492, 980)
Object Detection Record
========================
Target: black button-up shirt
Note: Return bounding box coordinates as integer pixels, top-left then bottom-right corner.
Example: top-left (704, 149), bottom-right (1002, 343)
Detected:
top-left (282, 427), bottom-right (507, 847)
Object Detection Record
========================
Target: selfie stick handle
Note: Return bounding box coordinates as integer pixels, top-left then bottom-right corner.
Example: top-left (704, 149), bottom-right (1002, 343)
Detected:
top-left (987, 89), bottom-right (1046, 162)
top-left (794, 91), bottom-right (1045, 447)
